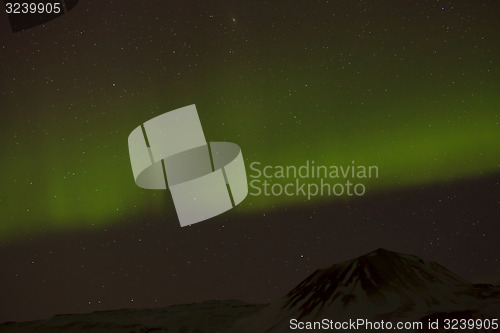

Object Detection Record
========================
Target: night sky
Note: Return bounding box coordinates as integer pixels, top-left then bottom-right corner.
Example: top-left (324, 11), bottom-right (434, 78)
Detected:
top-left (0, 0), bottom-right (499, 323)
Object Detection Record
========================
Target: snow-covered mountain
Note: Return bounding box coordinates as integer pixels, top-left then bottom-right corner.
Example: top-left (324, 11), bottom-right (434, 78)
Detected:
top-left (2, 249), bottom-right (498, 332)
top-left (227, 248), bottom-right (500, 332)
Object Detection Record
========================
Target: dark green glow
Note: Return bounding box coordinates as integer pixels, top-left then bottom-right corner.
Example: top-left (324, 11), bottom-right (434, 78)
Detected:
top-left (1, 1), bottom-right (499, 241)
top-left (1, 87), bottom-right (498, 240)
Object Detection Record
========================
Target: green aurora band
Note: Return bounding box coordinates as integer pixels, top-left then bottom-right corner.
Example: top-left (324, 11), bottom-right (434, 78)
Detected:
top-left (1, 1), bottom-right (499, 241)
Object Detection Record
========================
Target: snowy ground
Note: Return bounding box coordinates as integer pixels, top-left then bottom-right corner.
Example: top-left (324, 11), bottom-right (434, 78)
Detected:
top-left (0, 300), bottom-right (266, 333)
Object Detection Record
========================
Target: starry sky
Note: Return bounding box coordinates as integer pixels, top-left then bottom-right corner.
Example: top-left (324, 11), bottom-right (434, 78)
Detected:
top-left (0, 0), bottom-right (499, 323)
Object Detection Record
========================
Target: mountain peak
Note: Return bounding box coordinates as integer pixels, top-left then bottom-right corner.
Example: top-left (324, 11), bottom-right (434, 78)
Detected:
top-left (364, 247), bottom-right (400, 259)
top-left (283, 249), bottom-right (470, 319)
top-left (227, 250), bottom-right (499, 333)
top-left (368, 247), bottom-right (392, 254)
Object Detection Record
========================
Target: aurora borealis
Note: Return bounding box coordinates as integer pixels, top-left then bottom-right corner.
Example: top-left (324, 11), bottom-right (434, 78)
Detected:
top-left (1, 0), bottom-right (498, 240)
top-left (0, 0), bottom-right (499, 323)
